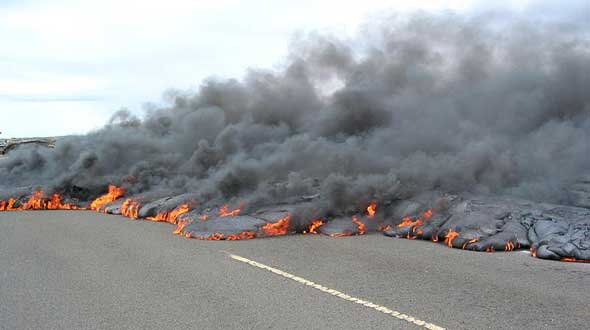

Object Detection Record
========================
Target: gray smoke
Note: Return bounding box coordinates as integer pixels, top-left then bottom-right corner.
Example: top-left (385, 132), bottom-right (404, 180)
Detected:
top-left (1, 12), bottom-right (590, 219)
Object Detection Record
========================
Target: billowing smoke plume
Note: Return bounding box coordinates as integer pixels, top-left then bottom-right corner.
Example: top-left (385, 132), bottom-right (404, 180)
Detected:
top-left (2, 12), bottom-right (590, 219)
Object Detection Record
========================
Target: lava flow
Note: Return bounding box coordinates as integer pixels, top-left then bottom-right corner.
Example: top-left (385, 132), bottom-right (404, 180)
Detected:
top-left (0, 191), bottom-right (84, 211)
top-left (351, 216), bottom-right (366, 235)
top-left (444, 229), bottom-right (459, 248)
top-left (0, 199), bottom-right (16, 211)
top-left (261, 215), bottom-right (291, 236)
top-left (226, 232), bottom-right (256, 240)
top-left (219, 203), bottom-right (243, 217)
top-left (90, 185), bottom-right (126, 211)
top-left (173, 217), bottom-right (193, 236)
top-left (367, 203), bottom-right (377, 218)
top-left (303, 219), bottom-right (324, 234)
top-left (147, 203), bottom-right (190, 224)
top-left (561, 257), bottom-right (590, 263)
top-left (121, 199), bottom-right (141, 219)
top-left (396, 209), bottom-right (433, 239)
top-left (462, 237), bottom-right (480, 250)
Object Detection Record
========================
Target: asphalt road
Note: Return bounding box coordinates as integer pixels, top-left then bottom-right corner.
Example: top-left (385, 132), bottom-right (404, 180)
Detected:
top-left (1, 211), bottom-right (588, 330)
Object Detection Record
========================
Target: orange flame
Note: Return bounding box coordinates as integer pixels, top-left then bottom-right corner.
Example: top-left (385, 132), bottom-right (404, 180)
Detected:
top-left (560, 257), bottom-right (590, 263)
top-left (121, 199), bottom-right (141, 219)
top-left (90, 185), bottom-right (126, 211)
top-left (462, 237), bottom-right (480, 249)
top-left (397, 209), bottom-right (433, 229)
top-left (226, 232), bottom-right (256, 240)
top-left (147, 204), bottom-right (190, 224)
top-left (262, 215), bottom-right (291, 236)
top-left (352, 216), bottom-right (366, 235)
top-left (504, 241), bottom-right (516, 251)
top-left (196, 233), bottom-right (225, 240)
top-left (0, 191), bottom-right (84, 211)
top-left (379, 224), bottom-right (392, 232)
top-left (367, 203), bottom-right (377, 218)
top-left (444, 229), bottom-right (459, 248)
top-left (173, 217), bottom-right (193, 235)
top-left (304, 219), bottom-right (324, 234)
top-left (398, 216), bottom-right (423, 228)
top-left (219, 202), bottom-right (243, 217)
top-left (21, 191), bottom-right (46, 210)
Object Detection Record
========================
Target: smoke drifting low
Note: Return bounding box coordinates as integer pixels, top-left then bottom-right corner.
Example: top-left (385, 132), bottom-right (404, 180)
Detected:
top-left (2, 12), bottom-right (590, 219)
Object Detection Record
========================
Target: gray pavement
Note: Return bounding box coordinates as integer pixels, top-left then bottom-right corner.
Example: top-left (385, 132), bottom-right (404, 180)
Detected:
top-left (0, 211), bottom-right (588, 330)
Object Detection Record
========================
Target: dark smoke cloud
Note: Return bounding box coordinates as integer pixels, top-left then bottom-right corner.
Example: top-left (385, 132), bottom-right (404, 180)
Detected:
top-left (1, 12), bottom-right (590, 217)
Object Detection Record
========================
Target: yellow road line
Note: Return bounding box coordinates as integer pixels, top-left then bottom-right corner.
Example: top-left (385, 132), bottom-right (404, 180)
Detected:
top-left (229, 254), bottom-right (446, 330)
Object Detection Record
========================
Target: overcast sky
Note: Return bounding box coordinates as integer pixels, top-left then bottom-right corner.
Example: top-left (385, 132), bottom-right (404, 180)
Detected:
top-left (1, 0), bottom-right (587, 138)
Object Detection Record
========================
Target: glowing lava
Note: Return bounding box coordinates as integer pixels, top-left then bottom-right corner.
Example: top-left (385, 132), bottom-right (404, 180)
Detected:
top-left (0, 191), bottom-right (84, 211)
top-left (304, 219), bottom-right (324, 234)
top-left (147, 204), bottom-right (190, 224)
top-left (90, 185), bottom-right (126, 211)
top-left (351, 216), bottom-right (366, 235)
top-left (173, 217), bottom-right (193, 235)
top-left (462, 237), bottom-right (480, 250)
top-left (444, 229), bottom-right (459, 248)
top-left (560, 257), bottom-right (590, 263)
top-left (219, 203), bottom-right (243, 217)
top-left (121, 199), bottom-right (141, 219)
top-left (367, 203), bottom-right (377, 218)
top-left (226, 232), bottom-right (256, 240)
top-left (196, 233), bottom-right (225, 240)
top-left (262, 215), bottom-right (291, 236)
top-left (0, 199), bottom-right (17, 211)
top-left (504, 241), bottom-right (517, 252)
top-left (379, 224), bottom-right (392, 232)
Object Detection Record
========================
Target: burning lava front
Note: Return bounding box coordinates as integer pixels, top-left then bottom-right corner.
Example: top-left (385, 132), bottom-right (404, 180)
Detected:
top-left (1, 186), bottom-right (590, 263)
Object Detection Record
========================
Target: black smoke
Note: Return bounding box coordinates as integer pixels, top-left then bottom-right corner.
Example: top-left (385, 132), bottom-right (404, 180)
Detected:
top-left (1, 12), bottom-right (590, 221)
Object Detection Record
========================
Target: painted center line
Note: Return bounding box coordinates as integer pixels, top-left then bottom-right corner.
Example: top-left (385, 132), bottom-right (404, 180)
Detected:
top-left (229, 254), bottom-right (446, 330)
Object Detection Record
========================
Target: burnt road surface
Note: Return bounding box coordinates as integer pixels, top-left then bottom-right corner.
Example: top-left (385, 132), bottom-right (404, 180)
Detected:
top-left (1, 211), bottom-right (588, 330)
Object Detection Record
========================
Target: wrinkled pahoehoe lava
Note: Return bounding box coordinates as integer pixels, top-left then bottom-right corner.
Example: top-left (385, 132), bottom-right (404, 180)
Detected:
top-left (1, 13), bottom-right (590, 262)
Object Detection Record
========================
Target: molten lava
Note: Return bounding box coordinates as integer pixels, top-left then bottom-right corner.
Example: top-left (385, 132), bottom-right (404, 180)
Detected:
top-left (444, 229), bottom-right (459, 248)
top-left (0, 191), bottom-right (84, 211)
top-left (226, 232), bottom-right (256, 240)
top-left (173, 217), bottom-right (193, 235)
top-left (504, 241), bottom-right (517, 251)
top-left (462, 237), bottom-right (480, 250)
top-left (397, 209), bottom-right (433, 229)
top-left (367, 203), bottom-right (377, 218)
top-left (0, 199), bottom-right (17, 211)
top-left (121, 199), bottom-right (141, 219)
top-left (560, 257), bottom-right (590, 263)
top-left (196, 233), bottom-right (225, 240)
top-left (147, 204), bottom-right (190, 224)
top-left (261, 215), bottom-right (291, 236)
top-left (219, 202), bottom-right (243, 217)
top-left (304, 219), bottom-right (324, 234)
top-left (379, 224), bottom-right (392, 232)
top-left (351, 216), bottom-right (366, 235)
top-left (398, 216), bottom-right (424, 228)
top-left (90, 185), bottom-right (126, 211)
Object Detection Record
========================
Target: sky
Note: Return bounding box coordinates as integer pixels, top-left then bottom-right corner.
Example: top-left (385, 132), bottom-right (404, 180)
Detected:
top-left (0, 0), bottom-right (587, 138)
